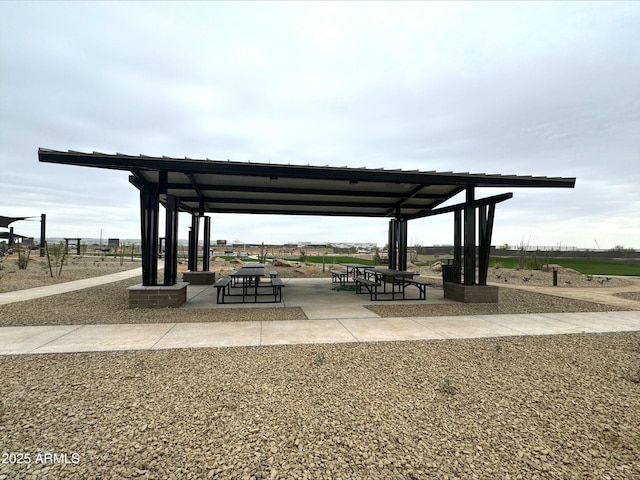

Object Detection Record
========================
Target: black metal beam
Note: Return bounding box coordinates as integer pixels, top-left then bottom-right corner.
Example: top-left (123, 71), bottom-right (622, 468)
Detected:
top-left (165, 181), bottom-right (451, 201)
top-left (140, 188), bottom-right (159, 286)
top-left (464, 186), bottom-right (476, 286)
top-left (39, 213), bottom-right (46, 257)
top-left (188, 215), bottom-right (200, 272)
top-left (388, 219), bottom-right (397, 270)
top-left (176, 195), bottom-right (433, 210)
top-left (163, 194), bottom-right (179, 286)
top-left (202, 216), bottom-right (211, 272)
top-left (178, 206), bottom-right (407, 217)
top-left (478, 203), bottom-right (496, 286)
top-left (409, 192), bottom-right (514, 219)
top-left (398, 219), bottom-right (408, 271)
top-left (385, 184), bottom-right (426, 216)
top-left (453, 209), bottom-right (462, 284)
top-left (187, 174), bottom-right (207, 204)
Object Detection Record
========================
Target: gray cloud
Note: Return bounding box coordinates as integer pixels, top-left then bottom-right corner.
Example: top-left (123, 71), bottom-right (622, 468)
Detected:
top-left (1, 1), bottom-right (638, 248)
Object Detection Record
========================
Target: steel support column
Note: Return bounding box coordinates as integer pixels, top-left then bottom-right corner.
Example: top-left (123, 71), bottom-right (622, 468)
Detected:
top-left (188, 215), bottom-right (200, 271)
top-left (163, 194), bottom-right (179, 286)
top-left (40, 214), bottom-right (46, 257)
top-left (397, 219), bottom-right (408, 271)
top-left (453, 209), bottom-right (462, 284)
top-left (140, 188), bottom-right (159, 286)
top-left (463, 186), bottom-right (476, 286)
top-left (388, 219), bottom-right (397, 270)
top-left (478, 203), bottom-right (496, 286)
top-left (202, 216), bottom-right (211, 272)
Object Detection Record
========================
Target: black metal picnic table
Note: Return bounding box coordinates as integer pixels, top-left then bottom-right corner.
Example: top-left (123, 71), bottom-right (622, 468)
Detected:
top-left (365, 268), bottom-right (419, 300)
top-left (340, 263), bottom-right (372, 281)
top-left (228, 266), bottom-right (267, 302)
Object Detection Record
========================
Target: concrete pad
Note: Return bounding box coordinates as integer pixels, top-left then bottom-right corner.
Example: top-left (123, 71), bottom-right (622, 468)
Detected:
top-left (340, 317), bottom-right (443, 342)
top-left (302, 305), bottom-right (379, 319)
top-left (537, 311), bottom-right (640, 332)
top-left (152, 321), bottom-right (261, 349)
top-left (33, 323), bottom-right (174, 354)
top-left (261, 319), bottom-right (356, 345)
top-left (281, 278), bottom-right (369, 307)
top-left (414, 315), bottom-right (521, 339)
top-left (0, 325), bottom-right (82, 355)
top-left (185, 285), bottom-right (211, 302)
top-left (482, 314), bottom-right (595, 336)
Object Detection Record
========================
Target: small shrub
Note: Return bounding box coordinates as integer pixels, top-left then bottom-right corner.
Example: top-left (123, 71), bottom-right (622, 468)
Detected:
top-left (311, 352), bottom-right (325, 366)
top-left (438, 376), bottom-right (458, 395)
top-left (626, 364), bottom-right (640, 384)
top-left (16, 246), bottom-right (31, 270)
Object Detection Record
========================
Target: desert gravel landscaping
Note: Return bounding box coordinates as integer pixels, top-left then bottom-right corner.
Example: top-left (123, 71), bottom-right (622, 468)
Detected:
top-left (1, 334), bottom-right (640, 479)
top-left (1, 256), bottom-right (640, 479)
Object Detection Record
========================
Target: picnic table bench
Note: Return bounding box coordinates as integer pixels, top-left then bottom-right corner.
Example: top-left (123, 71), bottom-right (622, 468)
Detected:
top-left (330, 269), bottom-right (349, 286)
top-left (214, 277), bottom-right (232, 303)
top-left (271, 277), bottom-right (285, 303)
top-left (355, 277), bottom-right (382, 301)
top-left (403, 278), bottom-right (432, 300)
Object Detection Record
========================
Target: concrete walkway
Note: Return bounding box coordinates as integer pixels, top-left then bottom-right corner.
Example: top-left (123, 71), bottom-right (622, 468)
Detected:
top-left (0, 270), bottom-right (638, 356)
top-left (1, 310), bottom-right (638, 356)
top-left (0, 267), bottom-right (143, 305)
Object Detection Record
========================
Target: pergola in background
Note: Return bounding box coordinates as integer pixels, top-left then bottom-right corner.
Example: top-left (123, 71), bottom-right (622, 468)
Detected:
top-left (39, 149), bottom-right (575, 305)
top-left (0, 215), bottom-right (46, 253)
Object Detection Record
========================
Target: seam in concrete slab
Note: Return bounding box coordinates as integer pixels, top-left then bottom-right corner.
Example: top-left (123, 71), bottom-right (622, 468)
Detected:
top-left (477, 315), bottom-right (532, 336)
top-left (540, 313), bottom-right (595, 332)
top-left (29, 324), bottom-right (85, 354)
top-left (408, 317), bottom-right (445, 338)
top-left (336, 319), bottom-right (361, 343)
top-left (149, 323), bottom-right (178, 350)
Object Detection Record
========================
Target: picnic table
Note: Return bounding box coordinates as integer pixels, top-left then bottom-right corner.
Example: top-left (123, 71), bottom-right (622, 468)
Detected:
top-left (362, 268), bottom-right (419, 300)
top-left (340, 263), bottom-right (372, 281)
top-left (216, 265), bottom-right (284, 303)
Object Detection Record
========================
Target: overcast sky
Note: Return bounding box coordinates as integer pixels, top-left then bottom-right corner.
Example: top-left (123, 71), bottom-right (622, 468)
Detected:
top-left (1, 1), bottom-right (639, 250)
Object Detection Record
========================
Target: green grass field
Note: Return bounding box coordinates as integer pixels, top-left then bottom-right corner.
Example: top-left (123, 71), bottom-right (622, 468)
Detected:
top-left (490, 257), bottom-right (640, 276)
top-left (215, 254), bottom-right (639, 276)
top-left (283, 255), bottom-right (377, 265)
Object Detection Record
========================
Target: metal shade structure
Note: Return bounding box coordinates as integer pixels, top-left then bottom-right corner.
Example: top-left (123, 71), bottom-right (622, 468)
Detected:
top-left (0, 216), bottom-right (31, 229)
top-left (39, 148), bottom-right (576, 292)
top-left (38, 149), bottom-right (575, 219)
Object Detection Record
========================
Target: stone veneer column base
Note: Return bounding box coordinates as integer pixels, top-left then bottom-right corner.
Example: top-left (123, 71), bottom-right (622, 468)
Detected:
top-left (444, 283), bottom-right (499, 303)
top-left (128, 282), bottom-right (188, 309)
top-left (181, 271), bottom-right (216, 285)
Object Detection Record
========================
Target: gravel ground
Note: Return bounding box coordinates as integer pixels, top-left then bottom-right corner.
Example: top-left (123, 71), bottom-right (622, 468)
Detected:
top-left (0, 255), bottom-right (139, 293)
top-left (1, 333), bottom-right (639, 479)
top-left (616, 292), bottom-right (640, 302)
top-left (366, 287), bottom-right (630, 318)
